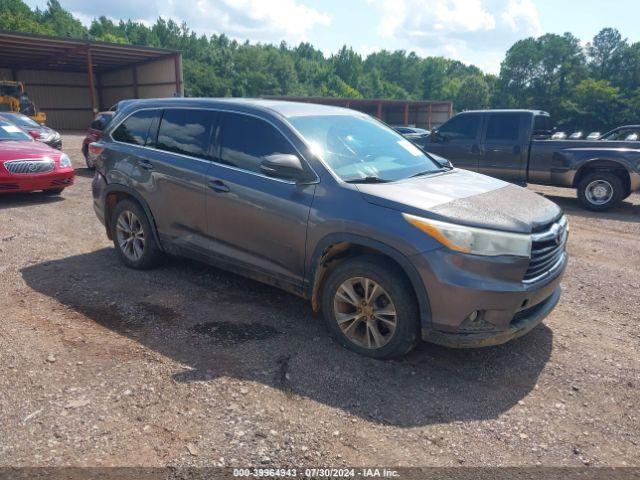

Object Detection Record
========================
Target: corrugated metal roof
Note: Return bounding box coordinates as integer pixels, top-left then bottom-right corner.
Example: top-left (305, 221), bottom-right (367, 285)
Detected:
top-left (0, 30), bottom-right (179, 72)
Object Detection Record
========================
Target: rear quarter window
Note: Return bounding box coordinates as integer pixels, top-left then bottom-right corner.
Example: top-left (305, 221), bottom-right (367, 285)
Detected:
top-left (485, 113), bottom-right (522, 141)
top-left (112, 109), bottom-right (158, 146)
top-left (155, 109), bottom-right (216, 159)
top-left (91, 114), bottom-right (111, 131)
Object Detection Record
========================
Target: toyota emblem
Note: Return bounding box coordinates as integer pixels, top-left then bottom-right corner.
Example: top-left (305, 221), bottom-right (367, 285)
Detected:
top-left (28, 162), bottom-right (37, 172)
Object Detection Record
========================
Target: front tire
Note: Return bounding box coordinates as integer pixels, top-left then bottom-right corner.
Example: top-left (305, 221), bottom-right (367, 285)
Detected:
top-left (321, 256), bottom-right (420, 359)
top-left (110, 199), bottom-right (164, 270)
top-left (577, 172), bottom-right (624, 211)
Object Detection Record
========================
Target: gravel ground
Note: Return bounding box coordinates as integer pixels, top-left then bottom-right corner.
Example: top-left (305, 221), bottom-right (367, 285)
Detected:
top-left (0, 133), bottom-right (638, 468)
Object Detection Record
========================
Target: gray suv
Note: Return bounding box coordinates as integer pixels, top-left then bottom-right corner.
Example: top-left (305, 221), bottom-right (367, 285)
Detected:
top-left (91, 98), bottom-right (568, 358)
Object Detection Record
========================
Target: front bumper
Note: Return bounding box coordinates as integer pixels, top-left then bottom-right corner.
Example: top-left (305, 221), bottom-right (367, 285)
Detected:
top-left (0, 169), bottom-right (75, 193)
top-left (423, 287), bottom-right (561, 348)
top-left (413, 247), bottom-right (566, 348)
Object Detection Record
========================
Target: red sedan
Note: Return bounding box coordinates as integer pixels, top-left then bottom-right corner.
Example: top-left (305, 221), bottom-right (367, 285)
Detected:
top-left (82, 111), bottom-right (114, 168)
top-left (0, 120), bottom-right (75, 195)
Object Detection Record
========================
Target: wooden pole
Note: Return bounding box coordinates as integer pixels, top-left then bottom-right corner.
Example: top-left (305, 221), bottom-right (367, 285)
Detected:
top-left (376, 101), bottom-right (382, 119)
top-left (174, 53), bottom-right (181, 96)
top-left (132, 66), bottom-right (139, 99)
top-left (403, 102), bottom-right (409, 125)
top-left (87, 49), bottom-right (97, 114)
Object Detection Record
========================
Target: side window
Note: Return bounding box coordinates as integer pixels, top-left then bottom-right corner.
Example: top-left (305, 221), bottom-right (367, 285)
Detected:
top-left (112, 109), bottom-right (157, 146)
top-left (219, 113), bottom-right (298, 174)
top-left (156, 109), bottom-right (215, 160)
top-left (438, 115), bottom-right (481, 141)
top-left (533, 114), bottom-right (553, 133)
top-left (486, 114), bottom-right (521, 142)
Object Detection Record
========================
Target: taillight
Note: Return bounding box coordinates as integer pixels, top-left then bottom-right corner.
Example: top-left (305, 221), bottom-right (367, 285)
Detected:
top-left (88, 142), bottom-right (106, 170)
top-left (88, 142), bottom-right (105, 157)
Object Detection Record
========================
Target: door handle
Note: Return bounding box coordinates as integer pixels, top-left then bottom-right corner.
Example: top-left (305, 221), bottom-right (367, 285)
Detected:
top-left (208, 179), bottom-right (230, 193)
top-left (470, 144), bottom-right (481, 154)
top-left (513, 145), bottom-right (522, 155)
top-left (139, 160), bottom-right (154, 170)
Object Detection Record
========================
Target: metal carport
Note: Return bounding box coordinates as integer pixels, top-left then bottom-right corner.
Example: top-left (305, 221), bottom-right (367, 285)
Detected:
top-left (0, 30), bottom-right (183, 130)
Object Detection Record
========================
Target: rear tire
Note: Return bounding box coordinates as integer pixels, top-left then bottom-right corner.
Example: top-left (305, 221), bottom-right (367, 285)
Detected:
top-left (577, 172), bottom-right (624, 211)
top-left (110, 199), bottom-right (164, 270)
top-left (321, 255), bottom-right (420, 359)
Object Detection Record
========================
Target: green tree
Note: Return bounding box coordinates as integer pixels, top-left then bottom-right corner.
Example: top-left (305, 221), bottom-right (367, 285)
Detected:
top-left (562, 79), bottom-right (622, 131)
top-left (588, 28), bottom-right (626, 80)
top-left (1, 0), bottom-right (637, 131)
top-left (37, 0), bottom-right (87, 38)
top-left (454, 75), bottom-right (490, 111)
top-left (0, 0), bottom-right (56, 35)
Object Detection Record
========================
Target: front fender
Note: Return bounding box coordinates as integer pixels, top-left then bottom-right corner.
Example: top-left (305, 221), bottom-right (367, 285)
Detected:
top-left (307, 232), bottom-right (433, 329)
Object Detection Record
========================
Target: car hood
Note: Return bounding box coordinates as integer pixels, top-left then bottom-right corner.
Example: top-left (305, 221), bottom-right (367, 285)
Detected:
top-left (0, 141), bottom-right (60, 162)
top-left (356, 169), bottom-right (562, 234)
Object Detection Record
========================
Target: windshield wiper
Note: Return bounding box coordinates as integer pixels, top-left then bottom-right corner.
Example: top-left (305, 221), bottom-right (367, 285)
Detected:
top-left (345, 176), bottom-right (391, 184)
top-left (408, 169), bottom-right (444, 178)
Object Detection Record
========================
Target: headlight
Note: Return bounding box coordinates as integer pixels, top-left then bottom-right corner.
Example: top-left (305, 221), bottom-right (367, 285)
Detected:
top-left (403, 213), bottom-right (532, 257)
top-left (58, 153), bottom-right (72, 168)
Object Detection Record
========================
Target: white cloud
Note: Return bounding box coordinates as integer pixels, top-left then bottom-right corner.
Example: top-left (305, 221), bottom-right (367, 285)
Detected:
top-left (180, 0), bottom-right (331, 42)
top-left (369, 0), bottom-right (543, 73)
top-left (48, 0), bottom-right (331, 44)
top-left (501, 0), bottom-right (542, 35)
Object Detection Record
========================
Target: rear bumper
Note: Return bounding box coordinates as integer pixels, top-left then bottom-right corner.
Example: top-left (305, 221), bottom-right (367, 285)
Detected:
top-left (92, 170), bottom-right (107, 226)
top-left (0, 169), bottom-right (74, 193)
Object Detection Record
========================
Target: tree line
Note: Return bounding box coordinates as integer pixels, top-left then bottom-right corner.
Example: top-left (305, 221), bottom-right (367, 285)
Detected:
top-left (2, 0), bottom-right (639, 131)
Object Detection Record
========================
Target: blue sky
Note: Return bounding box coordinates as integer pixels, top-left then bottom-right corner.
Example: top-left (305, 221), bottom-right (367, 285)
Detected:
top-left (25, 0), bottom-right (640, 73)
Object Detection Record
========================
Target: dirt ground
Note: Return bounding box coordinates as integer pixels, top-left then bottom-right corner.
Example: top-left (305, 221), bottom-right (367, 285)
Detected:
top-left (1, 133), bottom-right (639, 468)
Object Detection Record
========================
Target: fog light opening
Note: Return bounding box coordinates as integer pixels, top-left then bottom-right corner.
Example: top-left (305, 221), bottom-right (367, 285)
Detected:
top-left (467, 310), bottom-right (479, 323)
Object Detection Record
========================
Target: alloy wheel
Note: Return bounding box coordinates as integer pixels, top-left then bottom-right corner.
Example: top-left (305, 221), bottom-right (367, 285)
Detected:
top-left (333, 276), bottom-right (397, 349)
top-left (585, 179), bottom-right (614, 205)
top-left (116, 210), bottom-right (145, 261)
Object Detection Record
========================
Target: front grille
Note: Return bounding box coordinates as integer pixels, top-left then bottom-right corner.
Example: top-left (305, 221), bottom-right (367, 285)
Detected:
top-left (524, 216), bottom-right (568, 284)
top-left (4, 159), bottom-right (55, 175)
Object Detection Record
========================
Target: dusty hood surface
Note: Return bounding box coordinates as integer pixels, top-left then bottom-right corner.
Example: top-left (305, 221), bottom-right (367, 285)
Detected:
top-left (356, 169), bottom-right (562, 233)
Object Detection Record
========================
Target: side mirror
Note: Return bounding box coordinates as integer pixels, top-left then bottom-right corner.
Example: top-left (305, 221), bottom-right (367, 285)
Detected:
top-left (27, 130), bottom-right (40, 140)
top-left (260, 154), bottom-right (306, 180)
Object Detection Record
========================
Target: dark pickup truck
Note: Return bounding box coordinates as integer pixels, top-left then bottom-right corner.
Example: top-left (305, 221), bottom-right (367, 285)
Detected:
top-left (424, 109), bottom-right (640, 211)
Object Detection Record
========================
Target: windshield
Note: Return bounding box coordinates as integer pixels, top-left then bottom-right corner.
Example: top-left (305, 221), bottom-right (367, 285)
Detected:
top-left (0, 84), bottom-right (21, 97)
top-left (0, 113), bottom-right (39, 127)
top-left (289, 114), bottom-right (442, 182)
top-left (0, 122), bottom-right (31, 141)
top-left (601, 128), bottom-right (640, 141)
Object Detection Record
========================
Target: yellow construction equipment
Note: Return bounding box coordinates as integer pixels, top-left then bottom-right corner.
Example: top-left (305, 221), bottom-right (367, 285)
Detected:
top-left (0, 80), bottom-right (47, 124)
